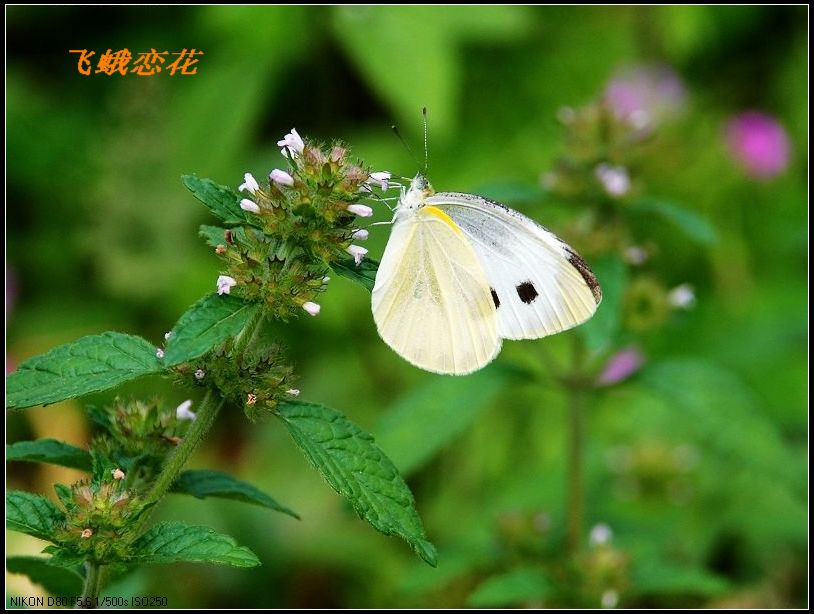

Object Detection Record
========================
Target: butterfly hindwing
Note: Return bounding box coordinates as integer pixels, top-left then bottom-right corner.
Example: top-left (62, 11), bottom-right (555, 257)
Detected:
top-left (426, 192), bottom-right (601, 341)
top-left (371, 206), bottom-right (501, 375)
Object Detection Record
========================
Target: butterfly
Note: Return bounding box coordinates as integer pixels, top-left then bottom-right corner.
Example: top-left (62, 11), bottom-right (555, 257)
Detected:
top-left (371, 174), bottom-right (602, 375)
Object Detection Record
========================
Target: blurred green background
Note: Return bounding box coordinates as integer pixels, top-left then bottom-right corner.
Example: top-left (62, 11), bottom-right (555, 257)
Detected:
top-left (6, 5), bottom-right (807, 608)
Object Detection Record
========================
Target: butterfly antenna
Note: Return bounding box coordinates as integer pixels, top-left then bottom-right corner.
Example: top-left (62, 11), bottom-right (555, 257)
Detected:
top-left (422, 107), bottom-right (429, 176)
top-left (391, 124), bottom-right (420, 171)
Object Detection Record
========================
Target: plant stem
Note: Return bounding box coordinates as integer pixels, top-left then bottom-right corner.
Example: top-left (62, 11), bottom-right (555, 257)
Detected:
top-left (140, 390), bottom-right (224, 512)
top-left (566, 335), bottom-right (588, 555)
top-left (80, 562), bottom-right (103, 608)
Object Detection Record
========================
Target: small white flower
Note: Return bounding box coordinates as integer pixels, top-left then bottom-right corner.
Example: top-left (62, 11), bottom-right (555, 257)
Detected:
top-left (240, 198), bottom-right (260, 214)
top-left (277, 128), bottom-right (304, 157)
top-left (589, 523), bottom-right (613, 547)
top-left (287, 388), bottom-right (300, 397)
top-left (601, 590), bottom-right (619, 609)
top-left (164, 331), bottom-right (172, 340)
top-left (668, 283), bottom-right (696, 309)
top-left (269, 169), bottom-right (295, 187)
top-left (351, 228), bottom-right (369, 241)
top-left (366, 171), bottom-right (391, 191)
top-left (302, 301), bottom-right (321, 316)
top-left (194, 369), bottom-right (205, 381)
top-left (595, 163), bottom-right (631, 198)
top-left (176, 399), bottom-right (196, 421)
top-left (623, 245), bottom-right (648, 266)
top-left (216, 275), bottom-right (237, 295)
top-left (246, 393), bottom-right (257, 406)
top-left (112, 468), bottom-right (125, 481)
top-left (155, 348), bottom-right (165, 359)
top-left (347, 203), bottom-right (373, 217)
top-left (238, 172), bottom-right (259, 194)
top-left (322, 276), bottom-right (331, 284)
top-left (346, 244), bottom-right (368, 265)
top-left (81, 528), bottom-right (93, 539)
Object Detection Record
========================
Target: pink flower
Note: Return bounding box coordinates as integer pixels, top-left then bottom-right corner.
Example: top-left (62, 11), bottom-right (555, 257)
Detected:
top-left (597, 346), bottom-right (644, 387)
top-left (277, 128), bottom-right (304, 157)
top-left (216, 275), bottom-right (237, 295)
top-left (270, 169), bottom-right (295, 186)
top-left (351, 228), bottom-right (369, 241)
top-left (347, 203), bottom-right (373, 217)
top-left (366, 171), bottom-right (391, 191)
top-left (595, 163), bottom-right (631, 198)
top-left (240, 199), bottom-right (260, 214)
top-left (302, 301), bottom-right (321, 316)
top-left (346, 244), bottom-right (368, 265)
top-left (605, 64), bottom-right (686, 130)
top-left (238, 172), bottom-right (259, 194)
top-left (726, 111), bottom-right (791, 180)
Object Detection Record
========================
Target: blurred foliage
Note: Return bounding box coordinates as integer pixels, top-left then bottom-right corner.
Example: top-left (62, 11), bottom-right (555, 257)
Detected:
top-left (6, 5), bottom-right (807, 608)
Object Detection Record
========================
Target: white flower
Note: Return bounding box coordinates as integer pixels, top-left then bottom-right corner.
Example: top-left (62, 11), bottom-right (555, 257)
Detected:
top-left (322, 275), bottom-right (331, 284)
top-left (601, 590), bottom-right (619, 609)
top-left (246, 393), bottom-right (257, 406)
top-left (346, 244), bottom-right (368, 265)
top-left (668, 283), bottom-right (695, 309)
top-left (302, 301), bottom-right (321, 316)
top-left (287, 388), bottom-right (300, 397)
top-left (194, 369), bottom-right (205, 380)
top-left (164, 331), bottom-right (172, 341)
top-left (216, 275), bottom-right (237, 295)
top-left (623, 245), bottom-right (648, 266)
top-left (238, 172), bottom-right (259, 194)
top-left (347, 203), bottom-right (373, 217)
top-left (155, 348), bottom-right (165, 359)
top-left (351, 228), bottom-right (369, 241)
top-left (277, 128), bottom-right (304, 157)
top-left (240, 198), bottom-right (260, 214)
top-left (176, 399), bottom-right (196, 421)
top-left (589, 523), bottom-right (613, 547)
top-left (366, 171), bottom-right (391, 191)
top-left (111, 468), bottom-right (125, 480)
top-left (269, 169), bottom-right (295, 187)
top-left (81, 528), bottom-right (93, 539)
top-left (595, 163), bottom-right (631, 198)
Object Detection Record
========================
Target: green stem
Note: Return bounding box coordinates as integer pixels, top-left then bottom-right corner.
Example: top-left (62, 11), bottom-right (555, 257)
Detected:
top-left (79, 562), bottom-right (103, 608)
top-left (132, 310), bottom-right (263, 535)
top-left (566, 335), bottom-right (588, 556)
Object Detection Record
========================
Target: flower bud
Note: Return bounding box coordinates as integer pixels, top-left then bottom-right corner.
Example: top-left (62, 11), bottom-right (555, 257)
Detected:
top-left (302, 301), bottom-right (321, 316)
top-left (240, 198), bottom-right (260, 214)
top-left (347, 204), bottom-right (373, 217)
top-left (269, 169), bottom-right (295, 187)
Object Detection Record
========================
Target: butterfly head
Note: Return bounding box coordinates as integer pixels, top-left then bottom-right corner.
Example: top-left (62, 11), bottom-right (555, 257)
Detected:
top-left (396, 174), bottom-right (435, 218)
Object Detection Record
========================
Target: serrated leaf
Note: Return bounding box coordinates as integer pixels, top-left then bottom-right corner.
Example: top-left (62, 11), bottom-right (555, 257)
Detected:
top-left (129, 521), bottom-right (260, 568)
top-left (630, 198), bottom-right (718, 246)
top-left (376, 369), bottom-right (507, 476)
top-left (6, 332), bottom-right (164, 410)
top-left (579, 255), bottom-right (627, 351)
top-left (6, 491), bottom-right (65, 541)
top-left (171, 469), bottom-right (299, 519)
top-left (199, 224), bottom-right (228, 248)
top-left (468, 567), bottom-right (553, 607)
top-left (182, 175), bottom-right (253, 226)
top-left (332, 257), bottom-right (379, 292)
top-left (41, 546), bottom-right (87, 568)
top-left (164, 294), bottom-right (260, 366)
top-left (6, 556), bottom-right (84, 598)
top-left (7, 439), bottom-right (92, 472)
top-left (276, 400), bottom-right (437, 566)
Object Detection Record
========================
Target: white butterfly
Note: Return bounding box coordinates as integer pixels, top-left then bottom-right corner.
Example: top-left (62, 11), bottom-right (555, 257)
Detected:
top-left (372, 175), bottom-right (602, 375)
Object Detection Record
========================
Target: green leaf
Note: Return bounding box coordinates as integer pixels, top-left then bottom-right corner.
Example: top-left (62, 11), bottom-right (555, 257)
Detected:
top-left (276, 400), bottom-right (437, 566)
top-left (171, 469), bottom-right (299, 519)
top-left (199, 224), bottom-right (228, 248)
top-left (332, 257), bottom-right (379, 292)
top-left (468, 567), bottom-right (552, 607)
top-left (6, 491), bottom-right (65, 541)
top-left (578, 255), bottom-right (627, 351)
top-left (376, 369), bottom-right (507, 476)
top-left (182, 175), bottom-right (252, 226)
top-left (7, 439), bottom-right (92, 472)
top-left (129, 521), bottom-right (260, 568)
top-left (164, 294), bottom-right (260, 366)
top-left (630, 198), bottom-right (718, 246)
top-left (6, 332), bottom-right (164, 410)
top-left (6, 556), bottom-right (84, 598)
top-left (631, 559), bottom-right (729, 597)
top-left (41, 546), bottom-right (86, 568)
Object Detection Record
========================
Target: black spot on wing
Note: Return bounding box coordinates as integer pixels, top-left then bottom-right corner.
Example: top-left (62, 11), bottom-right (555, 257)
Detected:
top-left (565, 247), bottom-right (602, 304)
top-left (515, 281), bottom-right (538, 304)
top-left (490, 288), bottom-right (500, 309)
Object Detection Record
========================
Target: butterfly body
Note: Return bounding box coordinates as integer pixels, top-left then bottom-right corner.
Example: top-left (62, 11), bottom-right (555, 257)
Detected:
top-left (372, 175), bottom-right (601, 375)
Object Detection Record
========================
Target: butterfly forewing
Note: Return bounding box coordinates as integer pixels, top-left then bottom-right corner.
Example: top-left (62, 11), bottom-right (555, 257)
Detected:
top-left (426, 192), bottom-right (601, 341)
top-left (372, 206), bottom-right (501, 375)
